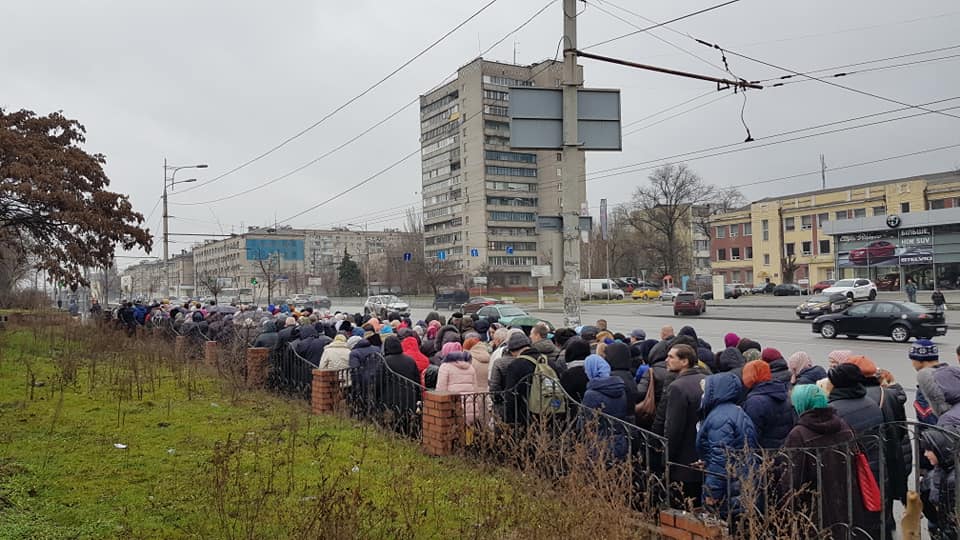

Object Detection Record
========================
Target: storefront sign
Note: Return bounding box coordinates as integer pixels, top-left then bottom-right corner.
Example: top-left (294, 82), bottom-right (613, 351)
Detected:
top-left (836, 227), bottom-right (932, 268)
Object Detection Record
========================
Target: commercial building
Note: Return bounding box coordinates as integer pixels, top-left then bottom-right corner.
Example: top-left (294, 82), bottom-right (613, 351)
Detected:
top-left (709, 170), bottom-right (960, 289)
top-left (419, 57), bottom-right (585, 288)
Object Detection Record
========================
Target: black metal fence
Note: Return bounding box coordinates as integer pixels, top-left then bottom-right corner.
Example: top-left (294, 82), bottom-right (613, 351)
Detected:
top-left (268, 344), bottom-right (316, 401)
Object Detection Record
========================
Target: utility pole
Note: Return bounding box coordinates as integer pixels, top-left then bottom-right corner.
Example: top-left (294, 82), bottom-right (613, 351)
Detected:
top-left (820, 154), bottom-right (827, 190)
top-left (162, 159), bottom-right (206, 299)
top-left (560, 0), bottom-right (584, 327)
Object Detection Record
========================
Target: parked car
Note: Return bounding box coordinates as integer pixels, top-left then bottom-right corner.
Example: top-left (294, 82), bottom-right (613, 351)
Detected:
top-left (631, 286), bottom-right (661, 300)
top-left (363, 295), bottom-right (411, 318)
top-left (823, 278), bottom-right (878, 301)
top-left (773, 283), bottom-right (803, 296)
top-left (723, 285), bottom-right (742, 299)
top-left (812, 301), bottom-right (947, 342)
top-left (660, 287), bottom-right (683, 302)
top-left (580, 279), bottom-right (625, 300)
top-left (476, 304), bottom-right (534, 326)
top-left (612, 278), bottom-right (635, 293)
top-left (729, 282), bottom-right (751, 296)
top-left (752, 282), bottom-right (776, 294)
top-left (848, 240), bottom-right (896, 266)
top-left (460, 297), bottom-right (502, 315)
top-left (796, 292), bottom-right (852, 319)
top-left (310, 295), bottom-right (332, 310)
top-left (876, 273), bottom-right (900, 291)
top-left (674, 292), bottom-right (706, 316)
top-left (812, 279), bottom-right (836, 293)
top-left (433, 289), bottom-right (469, 311)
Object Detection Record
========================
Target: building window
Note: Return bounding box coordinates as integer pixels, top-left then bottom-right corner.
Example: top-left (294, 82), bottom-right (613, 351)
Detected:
top-left (784, 217), bottom-right (795, 231)
top-left (763, 254), bottom-right (770, 266)
top-left (729, 224), bottom-right (739, 237)
top-left (743, 222), bottom-right (752, 236)
top-left (483, 104), bottom-right (509, 116)
top-left (745, 246), bottom-right (753, 259)
top-left (802, 241), bottom-right (812, 255)
top-left (873, 206), bottom-right (886, 216)
top-left (694, 239), bottom-right (710, 251)
top-left (508, 275), bottom-right (522, 285)
top-left (819, 240), bottom-right (830, 254)
top-left (930, 199), bottom-right (946, 210)
top-left (715, 226), bottom-right (726, 239)
top-left (717, 248), bottom-right (727, 261)
top-left (762, 219), bottom-right (769, 241)
top-left (785, 243), bottom-right (795, 256)
top-left (488, 211), bottom-right (535, 222)
top-left (731, 270), bottom-right (741, 282)
top-left (485, 150), bottom-right (536, 163)
top-left (695, 257), bottom-right (710, 269)
top-left (731, 247), bottom-right (741, 260)
top-left (835, 210), bottom-right (849, 220)
top-left (817, 213), bottom-right (829, 227)
top-left (901, 202), bottom-right (911, 213)
top-left (486, 165), bottom-right (536, 177)
top-left (483, 89), bottom-right (509, 101)
top-left (853, 208), bottom-right (867, 218)
top-left (801, 215), bottom-right (812, 230)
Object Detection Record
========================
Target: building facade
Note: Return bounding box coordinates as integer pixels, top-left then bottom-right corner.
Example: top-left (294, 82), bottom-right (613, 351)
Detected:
top-left (709, 207), bottom-right (754, 285)
top-left (419, 57), bottom-right (586, 288)
top-left (709, 170), bottom-right (960, 288)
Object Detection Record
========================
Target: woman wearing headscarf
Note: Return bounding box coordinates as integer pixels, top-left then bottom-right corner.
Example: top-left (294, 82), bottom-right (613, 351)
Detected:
top-left (578, 354), bottom-right (628, 462)
top-left (783, 385), bottom-right (878, 538)
top-left (787, 351), bottom-right (827, 386)
top-left (827, 349), bottom-right (853, 370)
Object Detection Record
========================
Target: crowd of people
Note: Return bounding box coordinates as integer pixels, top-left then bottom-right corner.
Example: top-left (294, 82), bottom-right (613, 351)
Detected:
top-left (105, 299), bottom-right (960, 538)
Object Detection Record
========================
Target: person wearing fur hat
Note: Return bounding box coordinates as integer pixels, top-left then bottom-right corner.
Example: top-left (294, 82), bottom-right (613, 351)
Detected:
top-left (760, 347), bottom-right (792, 386)
top-left (741, 360), bottom-right (795, 448)
top-left (787, 351), bottom-right (827, 386)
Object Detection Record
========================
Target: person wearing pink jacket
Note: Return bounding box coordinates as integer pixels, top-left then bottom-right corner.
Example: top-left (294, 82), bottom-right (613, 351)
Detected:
top-left (436, 350), bottom-right (478, 425)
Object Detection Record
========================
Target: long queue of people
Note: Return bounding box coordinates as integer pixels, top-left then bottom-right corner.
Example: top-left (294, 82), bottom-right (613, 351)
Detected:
top-left (107, 301), bottom-right (960, 539)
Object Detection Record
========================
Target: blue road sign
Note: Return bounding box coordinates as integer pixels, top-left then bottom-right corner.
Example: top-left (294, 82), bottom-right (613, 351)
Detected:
top-left (437, 250), bottom-right (446, 261)
top-left (470, 248), bottom-right (479, 257)
top-left (403, 252), bottom-right (412, 261)
top-left (506, 246), bottom-right (514, 254)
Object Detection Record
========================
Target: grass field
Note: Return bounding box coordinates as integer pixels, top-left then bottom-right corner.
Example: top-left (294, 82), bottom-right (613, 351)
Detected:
top-left (0, 322), bottom-right (648, 539)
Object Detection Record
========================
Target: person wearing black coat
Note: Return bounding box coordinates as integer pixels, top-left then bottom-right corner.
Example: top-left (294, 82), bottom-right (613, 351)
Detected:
top-left (578, 354), bottom-right (629, 462)
top-left (604, 342), bottom-right (640, 425)
top-left (376, 336), bottom-right (422, 435)
top-left (646, 326), bottom-right (676, 368)
top-left (760, 347), bottom-right (792, 386)
top-left (253, 319), bottom-right (280, 349)
top-left (717, 347), bottom-right (746, 374)
top-left (277, 318), bottom-right (300, 349)
top-left (660, 343), bottom-right (707, 505)
top-left (559, 337), bottom-right (592, 405)
top-left (294, 324), bottom-right (331, 366)
top-left (740, 360), bottom-right (795, 449)
top-left (920, 428), bottom-right (959, 540)
top-left (502, 333), bottom-right (564, 425)
top-left (349, 338), bottom-right (383, 408)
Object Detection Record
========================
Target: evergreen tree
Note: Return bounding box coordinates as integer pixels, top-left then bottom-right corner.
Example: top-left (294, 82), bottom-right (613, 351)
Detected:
top-left (337, 250), bottom-right (365, 296)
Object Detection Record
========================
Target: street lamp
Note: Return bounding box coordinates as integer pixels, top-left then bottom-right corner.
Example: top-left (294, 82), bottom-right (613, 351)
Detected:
top-left (163, 159), bottom-right (208, 298)
top-left (347, 222), bottom-right (370, 296)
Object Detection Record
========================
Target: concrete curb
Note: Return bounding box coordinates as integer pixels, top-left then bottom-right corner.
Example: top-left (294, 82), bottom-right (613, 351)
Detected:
top-left (632, 312), bottom-right (960, 331)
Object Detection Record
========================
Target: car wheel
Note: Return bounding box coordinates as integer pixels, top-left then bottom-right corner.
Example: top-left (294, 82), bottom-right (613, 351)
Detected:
top-left (673, 310), bottom-right (679, 316)
top-left (868, 290), bottom-right (877, 300)
top-left (820, 322), bottom-right (837, 339)
top-left (890, 324), bottom-right (910, 343)
top-left (846, 292), bottom-right (854, 300)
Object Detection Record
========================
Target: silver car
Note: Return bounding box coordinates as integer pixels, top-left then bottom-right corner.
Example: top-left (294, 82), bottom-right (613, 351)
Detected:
top-left (363, 295), bottom-right (411, 318)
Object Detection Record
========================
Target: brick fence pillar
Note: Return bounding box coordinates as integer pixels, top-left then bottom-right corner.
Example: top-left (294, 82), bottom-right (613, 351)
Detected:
top-left (658, 509), bottom-right (724, 540)
top-left (245, 348), bottom-right (270, 388)
top-left (421, 391), bottom-right (463, 456)
top-left (174, 335), bottom-right (186, 357)
top-left (311, 369), bottom-right (344, 414)
top-left (204, 341), bottom-right (218, 368)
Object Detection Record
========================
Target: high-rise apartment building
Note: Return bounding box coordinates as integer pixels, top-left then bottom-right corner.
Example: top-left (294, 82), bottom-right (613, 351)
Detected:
top-left (419, 58), bottom-right (585, 288)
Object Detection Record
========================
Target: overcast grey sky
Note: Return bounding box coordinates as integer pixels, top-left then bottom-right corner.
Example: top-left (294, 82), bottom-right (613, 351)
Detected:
top-left (4, 1), bottom-right (959, 265)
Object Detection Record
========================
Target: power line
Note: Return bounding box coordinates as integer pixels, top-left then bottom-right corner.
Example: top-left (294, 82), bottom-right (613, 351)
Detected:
top-left (768, 53), bottom-right (960, 88)
top-left (582, 0), bottom-right (741, 50)
top-left (756, 43), bottom-right (960, 83)
top-left (176, 0), bottom-right (501, 195)
top-left (172, 0), bottom-right (557, 206)
top-left (623, 91), bottom-right (732, 136)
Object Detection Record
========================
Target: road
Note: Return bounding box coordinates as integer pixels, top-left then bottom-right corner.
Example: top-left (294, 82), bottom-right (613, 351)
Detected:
top-left (332, 299), bottom-right (959, 406)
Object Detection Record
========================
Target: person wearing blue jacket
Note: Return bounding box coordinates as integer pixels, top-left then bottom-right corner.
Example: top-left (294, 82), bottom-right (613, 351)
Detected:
top-left (697, 372), bottom-right (759, 517)
top-left (579, 354), bottom-right (629, 462)
top-left (740, 360), bottom-right (795, 449)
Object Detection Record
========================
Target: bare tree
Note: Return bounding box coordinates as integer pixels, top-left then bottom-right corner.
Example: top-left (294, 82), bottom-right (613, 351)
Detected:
top-left (628, 164), bottom-right (717, 280)
top-left (252, 250), bottom-right (279, 304)
top-left (782, 254), bottom-right (800, 284)
top-left (198, 273), bottom-right (225, 304)
top-left (692, 186), bottom-right (749, 240)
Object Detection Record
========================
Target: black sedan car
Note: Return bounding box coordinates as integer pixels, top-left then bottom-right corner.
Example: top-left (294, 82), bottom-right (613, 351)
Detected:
top-left (773, 283), bottom-right (803, 296)
top-left (812, 301), bottom-right (947, 343)
top-left (796, 292), bottom-right (852, 319)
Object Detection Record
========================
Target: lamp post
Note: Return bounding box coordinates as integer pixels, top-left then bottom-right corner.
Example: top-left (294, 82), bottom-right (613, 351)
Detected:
top-left (163, 159), bottom-right (207, 298)
top-left (347, 222), bottom-right (370, 296)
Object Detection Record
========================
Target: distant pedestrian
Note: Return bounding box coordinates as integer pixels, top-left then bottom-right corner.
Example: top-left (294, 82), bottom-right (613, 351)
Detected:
top-left (932, 288), bottom-right (946, 314)
top-left (906, 278), bottom-right (918, 303)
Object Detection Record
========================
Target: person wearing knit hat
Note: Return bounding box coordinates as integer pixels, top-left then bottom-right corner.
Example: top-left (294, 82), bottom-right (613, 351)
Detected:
top-left (380, 325), bottom-right (394, 335)
top-left (912, 339), bottom-right (948, 426)
top-left (737, 337), bottom-right (761, 354)
top-left (760, 347), bottom-right (792, 385)
top-left (788, 351), bottom-right (827, 386)
top-left (827, 349), bottom-right (853, 369)
top-left (844, 355), bottom-right (878, 378)
top-left (717, 335), bottom-right (746, 374)
top-left (580, 354), bottom-right (629, 460)
top-left (742, 359), bottom-right (794, 448)
top-left (723, 333), bottom-right (740, 349)
top-left (346, 335), bottom-right (363, 350)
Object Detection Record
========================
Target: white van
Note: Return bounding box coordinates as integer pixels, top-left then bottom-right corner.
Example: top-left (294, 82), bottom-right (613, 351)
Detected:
top-left (580, 279), bottom-right (625, 300)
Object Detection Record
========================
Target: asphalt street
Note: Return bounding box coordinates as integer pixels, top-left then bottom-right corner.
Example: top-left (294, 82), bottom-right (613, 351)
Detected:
top-left (334, 298), bottom-right (960, 406)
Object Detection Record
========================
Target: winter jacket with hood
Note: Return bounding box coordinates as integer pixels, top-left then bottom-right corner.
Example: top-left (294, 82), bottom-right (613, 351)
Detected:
top-left (662, 367), bottom-right (706, 484)
top-left (293, 325), bottom-right (331, 366)
top-left (530, 338), bottom-right (564, 374)
top-left (376, 337), bottom-right (421, 423)
top-left (766, 356), bottom-right (792, 386)
top-left (401, 337), bottom-right (431, 374)
top-left (349, 339), bottom-right (383, 398)
top-left (742, 380), bottom-right (795, 448)
top-left (828, 372), bottom-right (886, 500)
top-left (920, 428), bottom-right (959, 538)
top-left (605, 342), bottom-right (640, 425)
top-left (580, 373), bottom-right (629, 461)
top-left (253, 321), bottom-right (280, 349)
top-left (864, 379), bottom-right (911, 503)
top-left (931, 366), bottom-right (960, 428)
top-left (697, 372), bottom-right (758, 516)
top-left (717, 347), bottom-right (745, 374)
top-left (318, 335), bottom-right (352, 371)
top-left (430, 325), bottom-right (461, 365)
top-left (794, 365), bottom-right (827, 386)
top-left (437, 351), bottom-right (478, 424)
top-left (467, 341), bottom-right (491, 392)
top-left (559, 337), bottom-right (591, 405)
top-left (783, 406), bottom-right (877, 538)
